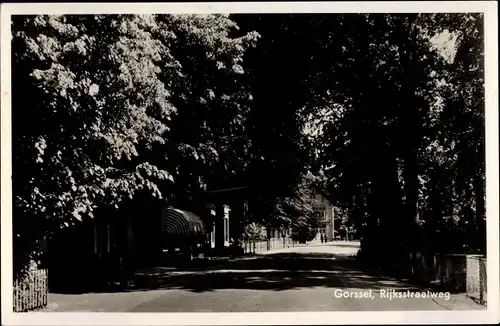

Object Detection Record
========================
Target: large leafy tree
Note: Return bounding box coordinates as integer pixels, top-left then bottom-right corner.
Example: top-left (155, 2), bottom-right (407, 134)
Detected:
top-left (418, 14), bottom-right (485, 254)
top-left (306, 13), bottom-right (485, 259)
top-left (232, 13), bottom-right (485, 258)
top-left (153, 14), bottom-right (259, 203)
top-left (12, 15), bottom-right (175, 276)
top-left (11, 14), bottom-right (258, 278)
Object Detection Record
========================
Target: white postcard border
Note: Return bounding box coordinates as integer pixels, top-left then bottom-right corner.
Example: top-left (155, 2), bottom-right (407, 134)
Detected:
top-left (1, 2), bottom-right (498, 325)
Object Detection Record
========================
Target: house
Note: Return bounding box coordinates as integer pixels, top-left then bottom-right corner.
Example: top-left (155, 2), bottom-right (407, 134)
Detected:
top-left (204, 204), bottom-right (232, 249)
top-left (200, 187), bottom-right (248, 251)
top-left (310, 187), bottom-right (336, 242)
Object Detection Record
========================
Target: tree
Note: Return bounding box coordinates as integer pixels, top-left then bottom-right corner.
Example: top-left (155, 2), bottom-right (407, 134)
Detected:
top-left (417, 14), bottom-right (485, 254)
top-left (12, 15), bottom-right (173, 277)
top-left (231, 15), bottom-right (320, 225)
top-left (272, 174), bottom-right (328, 243)
top-left (152, 14), bottom-right (259, 203)
top-left (302, 13), bottom-right (485, 261)
top-left (11, 14), bottom-right (259, 278)
top-left (243, 222), bottom-right (267, 241)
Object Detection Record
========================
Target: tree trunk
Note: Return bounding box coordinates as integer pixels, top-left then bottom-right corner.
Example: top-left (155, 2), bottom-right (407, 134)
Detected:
top-left (395, 15), bottom-right (421, 274)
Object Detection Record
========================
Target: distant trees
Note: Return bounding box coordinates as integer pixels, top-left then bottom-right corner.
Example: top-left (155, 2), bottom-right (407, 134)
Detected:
top-left (243, 222), bottom-right (267, 241)
top-left (243, 174), bottom-right (328, 243)
top-left (332, 207), bottom-right (356, 240)
top-left (274, 175), bottom-right (327, 243)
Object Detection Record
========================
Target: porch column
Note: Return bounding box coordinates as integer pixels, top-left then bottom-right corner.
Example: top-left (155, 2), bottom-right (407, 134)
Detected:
top-left (215, 204), bottom-right (225, 250)
top-left (229, 200), bottom-right (245, 241)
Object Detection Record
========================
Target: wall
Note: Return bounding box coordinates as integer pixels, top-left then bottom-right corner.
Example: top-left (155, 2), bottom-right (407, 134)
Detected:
top-left (213, 204), bottom-right (231, 250)
top-left (209, 208), bottom-right (216, 249)
top-left (311, 189), bottom-right (335, 242)
top-left (224, 205), bottom-right (231, 246)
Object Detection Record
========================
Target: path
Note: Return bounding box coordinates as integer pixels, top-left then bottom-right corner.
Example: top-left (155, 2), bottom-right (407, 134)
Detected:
top-left (45, 242), bottom-right (484, 312)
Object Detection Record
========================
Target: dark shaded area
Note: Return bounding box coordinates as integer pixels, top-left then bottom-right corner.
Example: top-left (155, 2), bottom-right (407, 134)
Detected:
top-left (50, 251), bottom-right (428, 294)
top-left (46, 197), bottom-right (165, 294)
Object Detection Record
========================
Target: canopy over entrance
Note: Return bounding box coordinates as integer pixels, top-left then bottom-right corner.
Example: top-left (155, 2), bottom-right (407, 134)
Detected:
top-left (162, 207), bottom-right (206, 236)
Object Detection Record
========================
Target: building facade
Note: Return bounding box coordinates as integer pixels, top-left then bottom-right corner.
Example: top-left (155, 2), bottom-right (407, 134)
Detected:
top-left (311, 188), bottom-right (335, 242)
top-left (207, 204), bottom-right (232, 249)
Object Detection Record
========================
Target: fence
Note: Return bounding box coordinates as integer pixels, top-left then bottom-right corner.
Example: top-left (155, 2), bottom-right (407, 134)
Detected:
top-left (13, 269), bottom-right (48, 312)
top-left (243, 237), bottom-right (296, 254)
top-left (466, 255), bottom-right (487, 305)
top-left (242, 236), bottom-right (353, 255)
top-left (408, 253), bottom-right (487, 306)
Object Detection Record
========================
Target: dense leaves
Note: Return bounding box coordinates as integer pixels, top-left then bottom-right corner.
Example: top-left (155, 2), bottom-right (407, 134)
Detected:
top-left (12, 14), bottom-right (258, 277)
top-left (243, 222), bottom-right (267, 241)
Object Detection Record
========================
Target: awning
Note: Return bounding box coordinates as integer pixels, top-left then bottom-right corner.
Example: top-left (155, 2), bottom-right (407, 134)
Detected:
top-left (162, 207), bottom-right (206, 236)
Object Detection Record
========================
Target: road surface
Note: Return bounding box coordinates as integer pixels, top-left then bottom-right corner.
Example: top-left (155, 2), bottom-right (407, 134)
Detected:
top-left (45, 242), bottom-right (483, 312)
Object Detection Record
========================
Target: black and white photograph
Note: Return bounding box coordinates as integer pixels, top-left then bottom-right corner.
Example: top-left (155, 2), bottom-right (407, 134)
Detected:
top-left (1, 2), bottom-right (498, 325)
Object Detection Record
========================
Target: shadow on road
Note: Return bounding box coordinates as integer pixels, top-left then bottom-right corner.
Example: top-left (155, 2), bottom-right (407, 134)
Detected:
top-left (52, 252), bottom-right (427, 294)
top-left (324, 242), bottom-right (361, 249)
